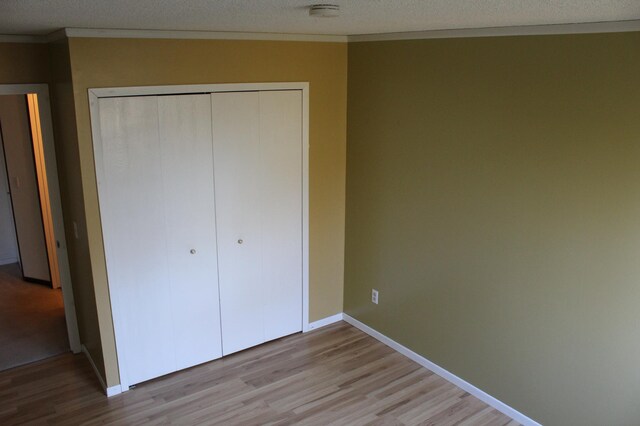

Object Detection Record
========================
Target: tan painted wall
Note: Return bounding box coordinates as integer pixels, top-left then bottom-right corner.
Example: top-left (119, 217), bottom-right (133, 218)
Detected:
top-left (345, 32), bottom-right (640, 426)
top-left (67, 37), bottom-right (347, 387)
top-left (48, 39), bottom-right (105, 378)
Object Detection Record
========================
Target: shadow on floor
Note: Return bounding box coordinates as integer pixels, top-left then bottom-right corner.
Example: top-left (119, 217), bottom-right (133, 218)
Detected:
top-left (0, 263), bottom-right (69, 371)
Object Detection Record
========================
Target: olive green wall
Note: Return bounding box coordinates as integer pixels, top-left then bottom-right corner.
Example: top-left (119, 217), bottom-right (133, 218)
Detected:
top-left (345, 32), bottom-right (640, 426)
top-left (66, 37), bottom-right (347, 387)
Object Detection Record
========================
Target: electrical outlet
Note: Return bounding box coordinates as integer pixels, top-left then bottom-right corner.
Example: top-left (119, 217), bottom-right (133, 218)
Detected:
top-left (372, 289), bottom-right (379, 304)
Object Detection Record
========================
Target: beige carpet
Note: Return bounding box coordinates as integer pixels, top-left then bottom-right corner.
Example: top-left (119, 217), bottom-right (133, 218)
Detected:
top-left (0, 263), bottom-right (69, 371)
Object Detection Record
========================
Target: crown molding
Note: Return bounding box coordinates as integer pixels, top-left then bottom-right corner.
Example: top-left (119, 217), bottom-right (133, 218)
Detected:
top-left (1, 20), bottom-right (638, 45)
top-left (45, 29), bottom-right (69, 43)
top-left (63, 28), bottom-right (348, 43)
top-left (348, 19), bottom-right (640, 42)
top-left (0, 28), bottom-right (66, 43)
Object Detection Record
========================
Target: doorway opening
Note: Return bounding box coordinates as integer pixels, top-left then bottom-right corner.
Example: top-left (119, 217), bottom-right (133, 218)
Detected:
top-left (0, 85), bottom-right (80, 372)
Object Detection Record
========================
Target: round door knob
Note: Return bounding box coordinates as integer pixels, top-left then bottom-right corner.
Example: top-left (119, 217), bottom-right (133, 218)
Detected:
top-left (237, 239), bottom-right (243, 244)
top-left (190, 249), bottom-right (196, 254)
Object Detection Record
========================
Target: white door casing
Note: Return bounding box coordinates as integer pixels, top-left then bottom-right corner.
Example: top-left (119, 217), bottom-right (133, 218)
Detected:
top-left (0, 83), bottom-right (81, 354)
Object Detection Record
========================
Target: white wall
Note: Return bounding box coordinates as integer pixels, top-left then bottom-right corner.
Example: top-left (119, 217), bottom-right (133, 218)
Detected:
top-left (0, 95), bottom-right (50, 281)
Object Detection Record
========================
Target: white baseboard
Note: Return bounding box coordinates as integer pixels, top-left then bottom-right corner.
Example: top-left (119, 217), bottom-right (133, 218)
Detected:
top-left (105, 383), bottom-right (123, 397)
top-left (82, 344), bottom-right (123, 397)
top-left (306, 313), bottom-right (344, 331)
top-left (0, 256), bottom-right (18, 266)
top-left (81, 310), bottom-right (541, 419)
top-left (342, 314), bottom-right (542, 426)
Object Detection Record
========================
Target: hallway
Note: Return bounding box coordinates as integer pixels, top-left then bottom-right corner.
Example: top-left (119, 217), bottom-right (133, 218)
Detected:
top-left (0, 263), bottom-right (68, 371)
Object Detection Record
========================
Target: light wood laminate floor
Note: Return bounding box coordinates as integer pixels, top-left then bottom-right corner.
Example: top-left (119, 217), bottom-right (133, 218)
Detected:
top-left (0, 322), bottom-right (519, 425)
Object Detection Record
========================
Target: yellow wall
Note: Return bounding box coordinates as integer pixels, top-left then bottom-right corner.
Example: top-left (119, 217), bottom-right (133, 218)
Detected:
top-left (67, 37), bottom-right (348, 387)
top-left (48, 39), bottom-right (106, 379)
top-left (345, 31), bottom-right (640, 425)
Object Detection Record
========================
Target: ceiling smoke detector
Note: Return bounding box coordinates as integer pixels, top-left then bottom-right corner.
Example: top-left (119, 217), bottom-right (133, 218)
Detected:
top-left (309, 4), bottom-right (340, 18)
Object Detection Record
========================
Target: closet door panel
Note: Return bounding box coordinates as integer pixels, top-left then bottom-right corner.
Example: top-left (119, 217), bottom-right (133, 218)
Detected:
top-left (158, 95), bottom-right (222, 370)
top-left (211, 92), bottom-right (264, 355)
top-left (259, 91), bottom-right (303, 340)
top-left (97, 97), bottom-right (175, 385)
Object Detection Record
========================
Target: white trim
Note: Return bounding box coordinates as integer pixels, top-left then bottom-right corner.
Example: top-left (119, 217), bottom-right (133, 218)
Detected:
top-left (0, 256), bottom-right (18, 265)
top-left (64, 28), bottom-right (347, 43)
top-left (106, 383), bottom-right (124, 397)
top-left (306, 313), bottom-right (343, 332)
top-left (1, 20), bottom-right (639, 45)
top-left (44, 29), bottom-right (68, 43)
top-left (82, 345), bottom-right (123, 397)
top-left (342, 314), bottom-right (542, 426)
top-left (301, 84), bottom-right (310, 333)
top-left (89, 82), bottom-right (310, 389)
top-left (89, 82), bottom-right (308, 99)
top-left (0, 84), bottom-right (81, 354)
top-left (348, 19), bottom-right (640, 42)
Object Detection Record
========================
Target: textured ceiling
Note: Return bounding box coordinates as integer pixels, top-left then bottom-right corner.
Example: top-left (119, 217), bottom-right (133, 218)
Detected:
top-left (1, 0), bottom-right (639, 36)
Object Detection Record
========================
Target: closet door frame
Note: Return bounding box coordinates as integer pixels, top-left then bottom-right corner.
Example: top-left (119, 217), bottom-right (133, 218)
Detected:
top-left (89, 82), bottom-right (310, 391)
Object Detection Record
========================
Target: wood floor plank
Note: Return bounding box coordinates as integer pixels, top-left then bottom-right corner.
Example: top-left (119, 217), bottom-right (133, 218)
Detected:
top-left (0, 322), bottom-right (518, 425)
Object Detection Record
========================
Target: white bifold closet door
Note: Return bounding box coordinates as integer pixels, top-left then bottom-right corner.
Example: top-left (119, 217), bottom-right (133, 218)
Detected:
top-left (97, 94), bottom-right (222, 386)
top-left (212, 91), bottom-right (303, 355)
